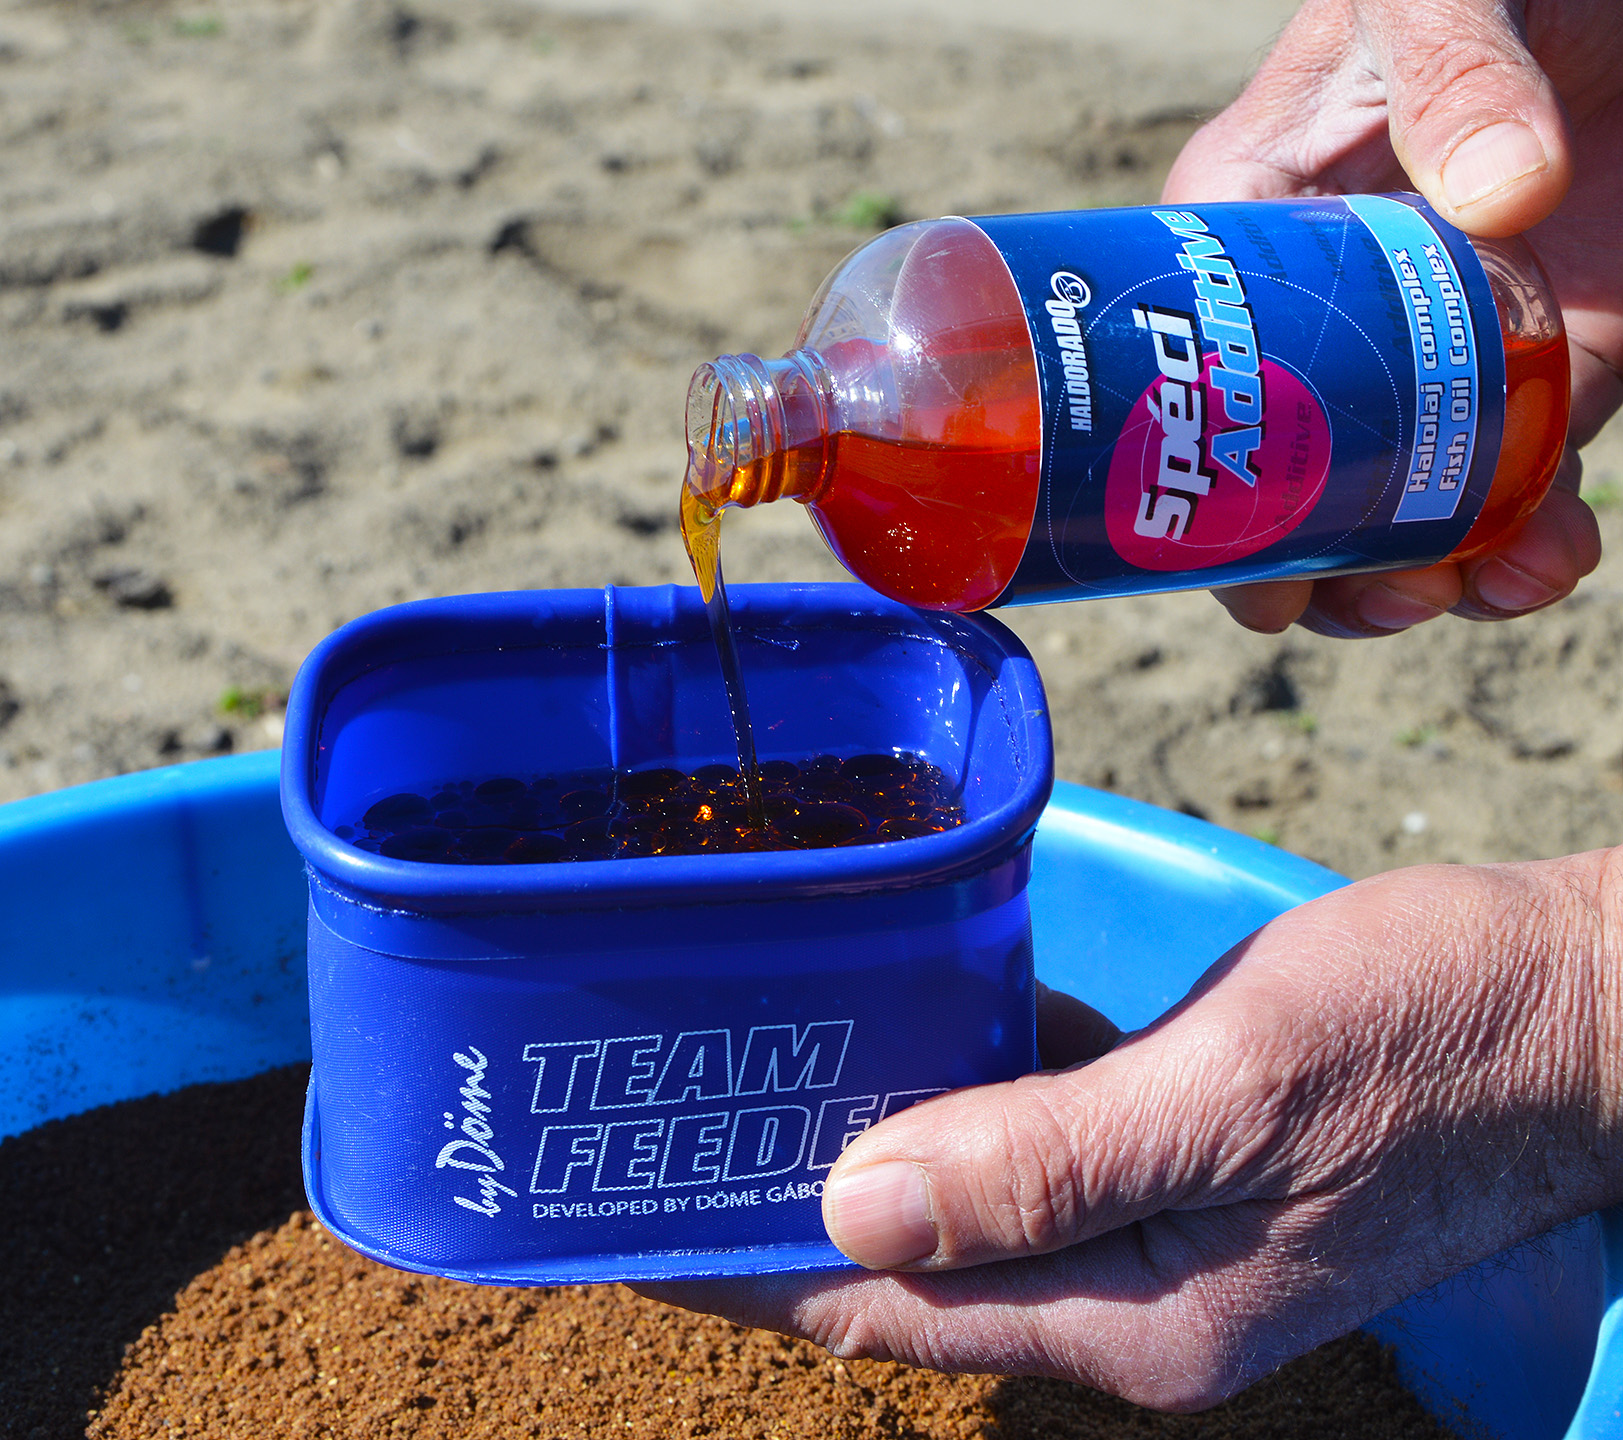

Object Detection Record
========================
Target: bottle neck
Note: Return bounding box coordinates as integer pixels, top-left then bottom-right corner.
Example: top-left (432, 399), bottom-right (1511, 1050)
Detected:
top-left (685, 350), bottom-right (834, 511)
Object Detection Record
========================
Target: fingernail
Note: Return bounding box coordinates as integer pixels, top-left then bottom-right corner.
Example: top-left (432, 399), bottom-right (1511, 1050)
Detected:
top-left (1442, 122), bottom-right (1547, 211)
top-left (1473, 557), bottom-right (1559, 613)
top-left (824, 1161), bottom-right (936, 1270)
top-left (1355, 583), bottom-right (1445, 632)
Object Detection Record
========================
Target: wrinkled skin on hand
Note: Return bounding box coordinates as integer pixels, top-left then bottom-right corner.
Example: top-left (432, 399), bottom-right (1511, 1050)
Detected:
top-left (1167, 0), bottom-right (1620, 636)
top-left (640, 849), bottom-right (1623, 1409)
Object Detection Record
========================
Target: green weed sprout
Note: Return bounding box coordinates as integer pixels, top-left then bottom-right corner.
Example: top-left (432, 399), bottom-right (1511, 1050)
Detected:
top-left (1583, 476), bottom-right (1621, 511)
top-left (1396, 723), bottom-right (1439, 748)
top-left (174, 15), bottom-right (224, 37)
top-left (218, 686), bottom-right (284, 719)
top-left (832, 192), bottom-right (902, 230)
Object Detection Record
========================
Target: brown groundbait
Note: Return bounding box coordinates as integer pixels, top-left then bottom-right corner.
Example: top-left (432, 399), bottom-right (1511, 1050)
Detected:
top-left (1, 1069), bottom-right (1456, 1440)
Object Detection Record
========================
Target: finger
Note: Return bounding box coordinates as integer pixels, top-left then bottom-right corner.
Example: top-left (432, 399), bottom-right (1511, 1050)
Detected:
top-left (1162, 0), bottom-right (1397, 206)
top-left (1553, 440), bottom-right (1584, 498)
top-left (816, 983), bottom-right (1291, 1274)
top-left (1210, 579), bottom-right (1315, 634)
top-left (1453, 484), bottom-right (1601, 619)
top-left (1566, 340), bottom-right (1623, 453)
top-left (1360, 0), bottom-right (1575, 236)
top-left (1036, 982), bottom-right (1120, 1069)
top-left (1210, 570), bottom-right (1461, 637)
top-left (1293, 563), bottom-right (1464, 638)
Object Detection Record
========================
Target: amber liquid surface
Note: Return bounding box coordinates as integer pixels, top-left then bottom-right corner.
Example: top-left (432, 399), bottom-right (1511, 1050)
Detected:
top-left (342, 758), bottom-right (964, 863)
top-left (807, 430), bottom-right (1039, 612)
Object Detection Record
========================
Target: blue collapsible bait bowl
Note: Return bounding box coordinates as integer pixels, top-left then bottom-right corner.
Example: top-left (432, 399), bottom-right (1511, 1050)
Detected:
top-left (4, 656), bottom-right (1623, 1436)
top-left (279, 584), bottom-right (1051, 1283)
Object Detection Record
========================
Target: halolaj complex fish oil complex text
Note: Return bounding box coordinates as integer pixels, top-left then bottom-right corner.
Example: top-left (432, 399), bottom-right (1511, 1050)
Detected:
top-left (682, 196), bottom-right (1569, 613)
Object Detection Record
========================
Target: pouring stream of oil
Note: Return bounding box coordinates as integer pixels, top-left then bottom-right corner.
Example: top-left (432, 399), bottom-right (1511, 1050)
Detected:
top-left (680, 479), bottom-right (766, 828)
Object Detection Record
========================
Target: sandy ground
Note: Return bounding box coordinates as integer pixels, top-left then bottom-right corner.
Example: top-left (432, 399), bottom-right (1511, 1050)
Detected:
top-left (536, 0), bottom-right (1302, 72)
top-left (0, 0), bottom-right (1619, 886)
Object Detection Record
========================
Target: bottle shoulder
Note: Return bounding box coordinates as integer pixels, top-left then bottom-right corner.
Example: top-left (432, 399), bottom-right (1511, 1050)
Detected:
top-left (1465, 232), bottom-right (1563, 352)
top-left (797, 218), bottom-right (1040, 450)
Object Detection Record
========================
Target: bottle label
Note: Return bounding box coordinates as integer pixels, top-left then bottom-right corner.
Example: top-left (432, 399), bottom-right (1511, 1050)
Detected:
top-left (973, 196), bottom-right (1507, 603)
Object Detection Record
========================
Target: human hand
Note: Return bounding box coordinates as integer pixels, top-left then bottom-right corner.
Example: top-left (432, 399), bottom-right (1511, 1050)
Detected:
top-left (639, 848), bottom-right (1623, 1409)
top-left (1165, 0), bottom-right (1618, 636)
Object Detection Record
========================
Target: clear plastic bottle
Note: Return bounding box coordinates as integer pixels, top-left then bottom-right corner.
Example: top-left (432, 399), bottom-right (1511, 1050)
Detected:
top-left (682, 201), bottom-right (1568, 613)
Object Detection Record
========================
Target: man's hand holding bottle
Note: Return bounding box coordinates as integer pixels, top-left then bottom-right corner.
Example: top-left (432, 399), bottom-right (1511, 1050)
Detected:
top-left (1177, 0), bottom-right (1617, 635)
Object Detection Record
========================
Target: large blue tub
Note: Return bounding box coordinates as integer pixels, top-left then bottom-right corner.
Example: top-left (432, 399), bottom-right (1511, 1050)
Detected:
top-left (1, 749), bottom-right (1618, 1436)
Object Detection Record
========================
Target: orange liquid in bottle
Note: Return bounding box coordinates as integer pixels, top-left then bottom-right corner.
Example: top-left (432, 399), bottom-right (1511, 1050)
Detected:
top-left (807, 433), bottom-right (1038, 613)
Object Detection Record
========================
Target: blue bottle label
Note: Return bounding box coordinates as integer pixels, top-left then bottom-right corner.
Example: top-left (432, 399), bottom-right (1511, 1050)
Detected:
top-left (973, 196), bottom-right (1507, 603)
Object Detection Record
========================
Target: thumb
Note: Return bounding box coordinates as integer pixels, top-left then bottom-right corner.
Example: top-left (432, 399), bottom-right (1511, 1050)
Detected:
top-left (1362, 0), bottom-right (1573, 235)
top-left (820, 1008), bottom-right (1268, 1271)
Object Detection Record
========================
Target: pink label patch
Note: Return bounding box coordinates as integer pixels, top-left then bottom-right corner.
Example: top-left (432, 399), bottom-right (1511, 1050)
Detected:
top-left (1106, 358), bottom-right (1332, 572)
